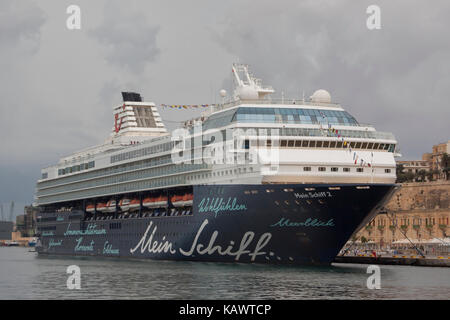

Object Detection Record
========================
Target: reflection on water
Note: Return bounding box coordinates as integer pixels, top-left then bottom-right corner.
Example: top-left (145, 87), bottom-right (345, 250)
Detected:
top-left (0, 247), bottom-right (449, 299)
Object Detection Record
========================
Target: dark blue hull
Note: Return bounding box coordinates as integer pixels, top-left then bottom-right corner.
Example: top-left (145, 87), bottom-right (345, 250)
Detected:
top-left (36, 184), bottom-right (396, 265)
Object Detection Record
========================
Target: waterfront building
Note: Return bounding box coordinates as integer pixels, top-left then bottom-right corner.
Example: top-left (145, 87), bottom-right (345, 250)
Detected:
top-left (354, 181), bottom-right (449, 250)
top-left (397, 159), bottom-right (430, 175)
top-left (431, 140), bottom-right (450, 180)
top-left (396, 140), bottom-right (449, 182)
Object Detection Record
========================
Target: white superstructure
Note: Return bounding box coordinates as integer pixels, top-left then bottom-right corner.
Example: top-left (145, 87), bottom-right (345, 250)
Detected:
top-left (36, 65), bottom-right (398, 206)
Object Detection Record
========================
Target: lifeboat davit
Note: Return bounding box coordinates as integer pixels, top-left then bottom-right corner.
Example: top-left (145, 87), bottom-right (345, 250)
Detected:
top-left (86, 204), bottom-right (95, 213)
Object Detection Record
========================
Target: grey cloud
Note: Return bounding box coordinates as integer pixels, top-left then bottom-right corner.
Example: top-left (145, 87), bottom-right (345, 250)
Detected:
top-left (90, 1), bottom-right (160, 73)
top-left (213, 0), bottom-right (450, 158)
top-left (1, 0), bottom-right (450, 206)
top-left (0, 0), bottom-right (46, 54)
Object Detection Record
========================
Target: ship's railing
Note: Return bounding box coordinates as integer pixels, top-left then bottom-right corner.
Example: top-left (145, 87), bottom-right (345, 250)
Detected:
top-left (36, 162), bottom-right (211, 198)
top-left (357, 123), bottom-right (375, 129)
top-left (235, 127), bottom-right (396, 141)
top-left (214, 98), bottom-right (342, 112)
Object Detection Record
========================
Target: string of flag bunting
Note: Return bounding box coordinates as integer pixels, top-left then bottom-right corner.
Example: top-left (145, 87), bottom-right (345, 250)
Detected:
top-left (317, 111), bottom-right (373, 168)
top-left (160, 104), bottom-right (216, 109)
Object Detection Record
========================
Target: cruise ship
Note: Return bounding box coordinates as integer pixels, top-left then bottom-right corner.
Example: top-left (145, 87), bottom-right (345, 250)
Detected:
top-left (35, 64), bottom-right (398, 264)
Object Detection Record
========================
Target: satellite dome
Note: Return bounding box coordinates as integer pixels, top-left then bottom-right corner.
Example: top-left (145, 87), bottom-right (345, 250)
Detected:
top-left (310, 89), bottom-right (331, 104)
top-left (219, 89), bottom-right (227, 97)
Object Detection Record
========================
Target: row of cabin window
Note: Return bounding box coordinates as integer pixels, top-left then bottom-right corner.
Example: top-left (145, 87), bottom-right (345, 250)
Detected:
top-left (39, 162), bottom-right (204, 197)
top-left (277, 140), bottom-right (394, 151)
top-left (303, 167), bottom-right (391, 173)
top-left (58, 161), bottom-right (95, 176)
top-left (111, 141), bottom-right (174, 163)
top-left (44, 155), bottom-right (172, 188)
top-left (187, 167), bottom-right (254, 181)
top-left (39, 175), bottom-right (187, 204)
top-left (374, 218), bottom-right (449, 226)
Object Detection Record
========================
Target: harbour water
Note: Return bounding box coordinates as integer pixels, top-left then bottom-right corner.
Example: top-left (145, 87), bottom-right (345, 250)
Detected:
top-left (0, 247), bottom-right (449, 300)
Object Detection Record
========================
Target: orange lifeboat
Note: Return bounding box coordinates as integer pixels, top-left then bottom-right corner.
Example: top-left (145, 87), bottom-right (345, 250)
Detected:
top-left (105, 200), bottom-right (116, 212)
top-left (154, 195), bottom-right (168, 208)
top-left (128, 198), bottom-right (140, 211)
top-left (171, 195), bottom-right (184, 207)
top-left (143, 196), bottom-right (156, 208)
top-left (86, 204), bottom-right (95, 213)
top-left (96, 202), bottom-right (108, 212)
top-left (119, 198), bottom-right (130, 211)
top-left (183, 193), bottom-right (194, 207)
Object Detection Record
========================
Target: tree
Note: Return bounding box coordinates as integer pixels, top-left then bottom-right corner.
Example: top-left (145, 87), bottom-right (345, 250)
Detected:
top-left (397, 170), bottom-right (415, 183)
top-left (426, 170), bottom-right (435, 182)
top-left (415, 169), bottom-right (427, 182)
top-left (396, 163), bottom-right (405, 176)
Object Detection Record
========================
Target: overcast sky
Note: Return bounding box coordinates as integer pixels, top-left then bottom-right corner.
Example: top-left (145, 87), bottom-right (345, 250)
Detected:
top-left (1, 0), bottom-right (449, 218)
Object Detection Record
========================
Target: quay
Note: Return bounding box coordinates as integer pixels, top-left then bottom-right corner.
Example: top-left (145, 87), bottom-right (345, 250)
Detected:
top-left (334, 255), bottom-right (450, 267)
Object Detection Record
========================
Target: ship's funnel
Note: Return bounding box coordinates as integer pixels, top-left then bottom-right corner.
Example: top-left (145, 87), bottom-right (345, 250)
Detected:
top-left (122, 92), bottom-right (142, 102)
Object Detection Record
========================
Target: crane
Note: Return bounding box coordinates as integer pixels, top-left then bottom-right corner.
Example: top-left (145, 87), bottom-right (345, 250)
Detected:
top-left (9, 201), bottom-right (14, 222)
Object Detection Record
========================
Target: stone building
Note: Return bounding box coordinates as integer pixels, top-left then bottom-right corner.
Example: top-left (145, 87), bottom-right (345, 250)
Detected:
top-left (354, 181), bottom-right (449, 247)
top-left (431, 140), bottom-right (450, 180)
top-left (397, 140), bottom-right (449, 181)
top-left (397, 159), bottom-right (430, 175)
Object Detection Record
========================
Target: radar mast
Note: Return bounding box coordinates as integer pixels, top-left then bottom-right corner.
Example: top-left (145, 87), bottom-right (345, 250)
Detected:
top-left (231, 63), bottom-right (274, 101)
